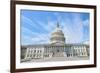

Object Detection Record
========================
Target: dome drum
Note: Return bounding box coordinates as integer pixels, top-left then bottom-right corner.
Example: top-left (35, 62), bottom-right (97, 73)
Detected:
top-left (50, 37), bottom-right (65, 41)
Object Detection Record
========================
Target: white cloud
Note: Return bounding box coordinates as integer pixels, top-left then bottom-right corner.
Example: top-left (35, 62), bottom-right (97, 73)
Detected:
top-left (60, 14), bottom-right (85, 43)
top-left (32, 33), bottom-right (50, 44)
top-left (21, 13), bottom-right (89, 45)
top-left (21, 32), bottom-right (50, 45)
top-left (32, 18), bottom-right (56, 33)
top-left (22, 15), bottom-right (36, 28)
top-left (83, 19), bottom-right (89, 26)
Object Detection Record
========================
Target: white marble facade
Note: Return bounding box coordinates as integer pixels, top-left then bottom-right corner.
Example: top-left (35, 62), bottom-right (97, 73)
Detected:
top-left (21, 44), bottom-right (89, 60)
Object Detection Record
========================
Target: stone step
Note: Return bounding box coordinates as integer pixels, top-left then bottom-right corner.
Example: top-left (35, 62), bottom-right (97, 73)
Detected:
top-left (53, 52), bottom-right (66, 57)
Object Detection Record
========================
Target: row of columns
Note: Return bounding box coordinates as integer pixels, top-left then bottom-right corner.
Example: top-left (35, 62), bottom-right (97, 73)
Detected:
top-left (23, 45), bottom-right (89, 60)
top-left (25, 48), bottom-right (43, 60)
top-left (73, 46), bottom-right (88, 57)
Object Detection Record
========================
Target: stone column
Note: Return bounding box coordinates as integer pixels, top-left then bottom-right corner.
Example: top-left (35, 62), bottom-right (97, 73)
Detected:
top-left (25, 48), bottom-right (29, 60)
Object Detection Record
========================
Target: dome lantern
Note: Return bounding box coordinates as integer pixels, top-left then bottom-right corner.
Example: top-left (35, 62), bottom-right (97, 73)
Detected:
top-left (57, 22), bottom-right (59, 28)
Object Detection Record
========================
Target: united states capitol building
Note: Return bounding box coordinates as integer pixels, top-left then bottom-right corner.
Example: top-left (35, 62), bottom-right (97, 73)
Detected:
top-left (21, 23), bottom-right (89, 62)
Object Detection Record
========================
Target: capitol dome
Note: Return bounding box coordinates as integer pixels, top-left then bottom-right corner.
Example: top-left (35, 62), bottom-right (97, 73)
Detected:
top-left (50, 22), bottom-right (65, 45)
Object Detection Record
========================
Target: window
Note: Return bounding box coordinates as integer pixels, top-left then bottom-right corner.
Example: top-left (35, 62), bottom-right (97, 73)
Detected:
top-left (57, 49), bottom-right (59, 52)
top-left (27, 54), bottom-right (29, 57)
top-left (34, 50), bottom-right (36, 53)
top-left (37, 50), bottom-right (39, 53)
top-left (40, 50), bottom-right (41, 53)
top-left (82, 53), bottom-right (84, 55)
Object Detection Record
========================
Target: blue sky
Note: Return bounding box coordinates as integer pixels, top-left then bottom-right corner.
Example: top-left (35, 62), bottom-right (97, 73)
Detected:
top-left (21, 9), bottom-right (90, 45)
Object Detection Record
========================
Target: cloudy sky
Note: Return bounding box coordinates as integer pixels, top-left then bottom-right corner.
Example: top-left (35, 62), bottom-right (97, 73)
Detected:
top-left (21, 9), bottom-right (90, 45)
